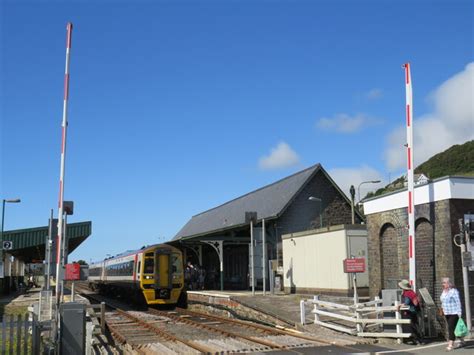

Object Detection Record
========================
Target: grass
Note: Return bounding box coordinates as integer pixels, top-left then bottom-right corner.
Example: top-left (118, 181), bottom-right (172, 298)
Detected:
top-left (1, 304), bottom-right (29, 318)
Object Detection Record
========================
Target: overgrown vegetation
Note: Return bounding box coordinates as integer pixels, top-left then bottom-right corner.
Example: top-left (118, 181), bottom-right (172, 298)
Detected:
top-left (365, 140), bottom-right (474, 199)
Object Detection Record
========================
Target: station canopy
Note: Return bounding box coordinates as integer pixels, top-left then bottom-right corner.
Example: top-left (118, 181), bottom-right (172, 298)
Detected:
top-left (2, 221), bottom-right (92, 263)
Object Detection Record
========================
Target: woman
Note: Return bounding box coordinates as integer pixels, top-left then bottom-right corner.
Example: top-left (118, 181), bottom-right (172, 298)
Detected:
top-left (440, 277), bottom-right (464, 351)
top-left (398, 279), bottom-right (422, 344)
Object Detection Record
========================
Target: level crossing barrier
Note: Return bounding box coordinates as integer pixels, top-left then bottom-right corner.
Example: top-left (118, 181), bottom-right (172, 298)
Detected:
top-left (300, 295), bottom-right (412, 343)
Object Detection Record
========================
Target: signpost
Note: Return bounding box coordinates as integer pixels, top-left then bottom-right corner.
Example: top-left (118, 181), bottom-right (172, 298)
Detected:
top-left (343, 258), bottom-right (366, 304)
top-left (2, 241), bottom-right (13, 250)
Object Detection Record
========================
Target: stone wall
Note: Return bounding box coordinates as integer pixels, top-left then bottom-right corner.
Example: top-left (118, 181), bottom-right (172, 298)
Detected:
top-left (367, 198), bottom-right (474, 314)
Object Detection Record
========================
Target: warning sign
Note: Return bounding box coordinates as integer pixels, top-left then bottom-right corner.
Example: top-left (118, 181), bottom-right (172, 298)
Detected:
top-left (343, 258), bottom-right (366, 273)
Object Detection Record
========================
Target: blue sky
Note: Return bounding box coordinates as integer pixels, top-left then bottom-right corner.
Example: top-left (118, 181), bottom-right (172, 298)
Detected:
top-left (1, 0), bottom-right (473, 262)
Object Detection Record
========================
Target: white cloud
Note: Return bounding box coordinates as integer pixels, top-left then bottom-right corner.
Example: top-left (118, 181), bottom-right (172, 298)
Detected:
top-left (329, 165), bottom-right (385, 201)
top-left (366, 88), bottom-right (383, 100)
top-left (316, 113), bottom-right (381, 133)
top-left (258, 142), bottom-right (300, 170)
top-left (385, 62), bottom-right (474, 171)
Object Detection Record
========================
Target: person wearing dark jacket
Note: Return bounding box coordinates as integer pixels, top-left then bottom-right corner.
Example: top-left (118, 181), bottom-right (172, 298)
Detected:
top-left (398, 279), bottom-right (423, 345)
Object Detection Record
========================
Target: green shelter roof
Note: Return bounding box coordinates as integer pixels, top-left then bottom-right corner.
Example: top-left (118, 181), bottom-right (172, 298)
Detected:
top-left (2, 221), bottom-right (92, 262)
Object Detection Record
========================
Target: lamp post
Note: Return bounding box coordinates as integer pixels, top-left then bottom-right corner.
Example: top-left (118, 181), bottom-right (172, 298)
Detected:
top-left (308, 196), bottom-right (323, 228)
top-left (357, 180), bottom-right (381, 204)
top-left (1, 198), bottom-right (21, 292)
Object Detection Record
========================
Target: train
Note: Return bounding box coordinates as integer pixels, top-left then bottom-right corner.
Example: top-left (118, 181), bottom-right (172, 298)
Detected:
top-left (88, 243), bottom-right (186, 306)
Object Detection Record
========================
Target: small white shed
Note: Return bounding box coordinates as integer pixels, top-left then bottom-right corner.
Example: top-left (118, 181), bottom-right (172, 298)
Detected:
top-left (282, 224), bottom-right (368, 296)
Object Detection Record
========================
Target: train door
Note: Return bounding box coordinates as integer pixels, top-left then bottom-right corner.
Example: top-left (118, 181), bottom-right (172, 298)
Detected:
top-left (155, 250), bottom-right (171, 289)
top-left (154, 249), bottom-right (172, 299)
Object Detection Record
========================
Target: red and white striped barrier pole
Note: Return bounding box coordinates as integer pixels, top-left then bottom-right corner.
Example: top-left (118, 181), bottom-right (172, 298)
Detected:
top-left (55, 22), bottom-right (73, 305)
top-left (403, 63), bottom-right (416, 291)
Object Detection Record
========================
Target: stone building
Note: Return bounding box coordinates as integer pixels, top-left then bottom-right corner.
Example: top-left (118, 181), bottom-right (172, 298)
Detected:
top-left (172, 163), bottom-right (364, 290)
top-left (363, 176), bottom-right (474, 312)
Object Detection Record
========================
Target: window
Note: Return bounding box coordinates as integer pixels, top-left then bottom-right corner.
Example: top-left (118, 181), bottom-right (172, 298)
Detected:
top-left (171, 254), bottom-right (182, 274)
top-left (144, 258), bottom-right (154, 274)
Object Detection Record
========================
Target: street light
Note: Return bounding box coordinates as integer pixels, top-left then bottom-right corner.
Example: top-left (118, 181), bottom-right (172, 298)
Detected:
top-left (357, 180), bottom-right (381, 204)
top-left (308, 196), bottom-right (323, 228)
top-left (1, 198), bottom-right (21, 292)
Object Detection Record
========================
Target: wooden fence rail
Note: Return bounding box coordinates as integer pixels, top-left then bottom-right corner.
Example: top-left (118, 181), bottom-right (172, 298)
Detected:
top-left (0, 314), bottom-right (31, 355)
top-left (300, 295), bottom-right (412, 343)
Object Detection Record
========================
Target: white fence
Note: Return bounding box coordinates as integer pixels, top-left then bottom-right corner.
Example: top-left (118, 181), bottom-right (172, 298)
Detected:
top-left (300, 295), bottom-right (412, 342)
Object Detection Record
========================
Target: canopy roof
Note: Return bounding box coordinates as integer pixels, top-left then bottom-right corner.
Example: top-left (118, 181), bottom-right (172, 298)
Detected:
top-left (2, 221), bottom-right (92, 262)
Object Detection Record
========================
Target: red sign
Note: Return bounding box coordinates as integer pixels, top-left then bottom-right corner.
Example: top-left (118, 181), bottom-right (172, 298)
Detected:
top-left (65, 263), bottom-right (81, 280)
top-left (343, 258), bottom-right (366, 273)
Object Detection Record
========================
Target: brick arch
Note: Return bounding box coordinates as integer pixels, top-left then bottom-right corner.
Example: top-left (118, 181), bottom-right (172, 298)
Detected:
top-left (415, 218), bottom-right (435, 296)
top-left (380, 223), bottom-right (400, 289)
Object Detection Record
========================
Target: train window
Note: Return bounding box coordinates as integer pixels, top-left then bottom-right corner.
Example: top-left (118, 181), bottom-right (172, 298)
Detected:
top-left (171, 254), bottom-right (182, 273)
top-left (145, 252), bottom-right (154, 257)
top-left (137, 261), bottom-right (141, 274)
top-left (144, 258), bottom-right (154, 274)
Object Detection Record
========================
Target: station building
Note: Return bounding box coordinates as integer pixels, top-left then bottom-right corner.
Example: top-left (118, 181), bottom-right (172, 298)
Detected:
top-left (172, 163), bottom-right (364, 291)
top-left (363, 176), bottom-right (474, 310)
top-left (0, 221), bottom-right (91, 295)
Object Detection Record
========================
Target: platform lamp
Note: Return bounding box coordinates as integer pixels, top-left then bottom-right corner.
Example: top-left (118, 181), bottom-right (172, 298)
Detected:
top-left (1, 198), bottom-right (21, 293)
top-left (357, 180), bottom-right (381, 205)
top-left (308, 196), bottom-right (322, 228)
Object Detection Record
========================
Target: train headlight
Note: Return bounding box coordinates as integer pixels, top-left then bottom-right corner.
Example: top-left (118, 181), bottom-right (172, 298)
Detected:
top-left (144, 275), bottom-right (153, 280)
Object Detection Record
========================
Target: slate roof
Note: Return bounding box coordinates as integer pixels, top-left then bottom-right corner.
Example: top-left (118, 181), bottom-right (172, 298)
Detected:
top-left (173, 164), bottom-right (324, 240)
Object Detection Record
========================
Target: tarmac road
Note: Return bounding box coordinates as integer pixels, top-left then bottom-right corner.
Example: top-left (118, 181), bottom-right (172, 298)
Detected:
top-left (264, 338), bottom-right (474, 354)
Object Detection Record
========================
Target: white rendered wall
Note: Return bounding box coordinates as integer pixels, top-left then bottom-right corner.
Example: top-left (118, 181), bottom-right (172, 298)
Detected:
top-left (282, 228), bottom-right (368, 292)
top-left (363, 177), bottom-right (474, 215)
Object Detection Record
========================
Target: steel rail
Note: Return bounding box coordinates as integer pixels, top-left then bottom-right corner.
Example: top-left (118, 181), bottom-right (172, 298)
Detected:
top-left (115, 309), bottom-right (214, 354)
top-left (148, 308), bottom-right (287, 351)
top-left (174, 307), bottom-right (334, 345)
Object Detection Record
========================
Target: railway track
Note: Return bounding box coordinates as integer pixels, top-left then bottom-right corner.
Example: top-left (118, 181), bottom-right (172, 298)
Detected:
top-left (77, 287), bottom-right (356, 354)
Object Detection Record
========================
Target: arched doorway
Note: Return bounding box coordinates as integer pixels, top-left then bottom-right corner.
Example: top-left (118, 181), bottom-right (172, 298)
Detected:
top-left (380, 223), bottom-right (399, 289)
top-left (415, 218), bottom-right (435, 296)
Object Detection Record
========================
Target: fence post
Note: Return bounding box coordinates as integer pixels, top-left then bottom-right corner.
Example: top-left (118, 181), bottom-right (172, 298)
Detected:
top-left (313, 295), bottom-right (320, 324)
top-left (100, 302), bottom-right (105, 333)
top-left (23, 314), bottom-right (29, 355)
top-left (300, 299), bottom-right (306, 325)
top-left (395, 301), bottom-right (402, 344)
top-left (355, 308), bottom-right (363, 334)
top-left (10, 314), bottom-right (14, 355)
top-left (16, 314), bottom-right (22, 355)
top-left (375, 296), bottom-right (381, 332)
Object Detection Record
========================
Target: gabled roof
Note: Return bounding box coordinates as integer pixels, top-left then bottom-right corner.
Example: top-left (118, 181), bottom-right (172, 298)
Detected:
top-left (173, 164), bottom-right (362, 241)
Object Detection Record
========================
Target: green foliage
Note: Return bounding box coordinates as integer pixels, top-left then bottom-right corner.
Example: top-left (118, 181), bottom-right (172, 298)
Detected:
top-left (414, 140), bottom-right (474, 179)
top-left (365, 140), bottom-right (474, 200)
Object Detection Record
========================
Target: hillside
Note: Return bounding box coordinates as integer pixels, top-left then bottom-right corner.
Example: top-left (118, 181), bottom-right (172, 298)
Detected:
top-left (365, 140), bottom-right (474, 200)
top-left (414, 140), bottom-right (474, 178)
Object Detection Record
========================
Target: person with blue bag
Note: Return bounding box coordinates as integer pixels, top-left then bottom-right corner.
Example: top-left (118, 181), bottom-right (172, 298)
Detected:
top-left (440, 277), bottom-right (467, 351)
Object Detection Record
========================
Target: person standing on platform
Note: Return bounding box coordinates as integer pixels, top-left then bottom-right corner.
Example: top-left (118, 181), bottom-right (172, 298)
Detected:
top-left (440, 277), bottom-right (465, 351)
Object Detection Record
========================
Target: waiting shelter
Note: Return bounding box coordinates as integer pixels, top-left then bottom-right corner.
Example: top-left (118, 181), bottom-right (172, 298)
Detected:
top-left (0, 221), bottom-right (92, 294)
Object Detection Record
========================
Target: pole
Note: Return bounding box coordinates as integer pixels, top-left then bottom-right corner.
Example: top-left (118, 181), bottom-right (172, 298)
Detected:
top-left (0, 200), bottom-right (5, 286)
top-left (55, 22), bottom-right (73, 307)
top-left (350, 185), bottom-right (355, 224)
top-left (55, 23), bottom-right (73, 350)
top-left (460, 242), bottom-right (472, 331)
top-left (262, 219), bottom-right (266, 295)
top-left (45, 210), bottom-right (53, 291)
top-left (319, 200), bottom-right (322, 228)
top-left (250, 219), bottom-right (255, 295)
top-left (403, 63), bottom-right (416, 291)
